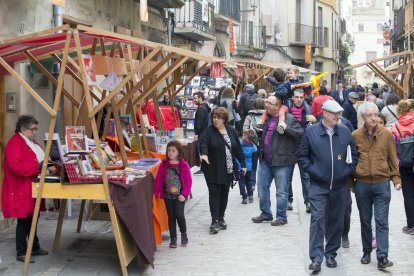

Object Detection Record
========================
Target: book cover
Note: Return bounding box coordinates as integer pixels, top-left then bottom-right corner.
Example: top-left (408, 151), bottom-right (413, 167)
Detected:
top-left (44, 133), bottom-right (65, 163)
top-left (119, 114), bottom-right (132, 133)
top-left (65, 126), bottom-right (88, 153)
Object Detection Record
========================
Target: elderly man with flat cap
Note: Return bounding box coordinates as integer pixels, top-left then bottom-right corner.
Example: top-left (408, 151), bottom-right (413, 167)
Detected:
top-left (298, 100), bottom-right (358, 272)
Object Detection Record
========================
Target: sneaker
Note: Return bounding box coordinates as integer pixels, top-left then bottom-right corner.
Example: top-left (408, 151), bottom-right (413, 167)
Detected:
top-left (194, 169), bottom-right (203, 175)
top-left (218, 218), bottom-right (227, 230)
top-left (32, 248), bottom-right (48, 256)
top-left (372, 238), bottom-right (377, 249)
top-left (169, 237), bottom-right (177, 248)
top-left (305, 202), bottom-right (311, 213)
top-left (16, 255), bottom-right (34, 263)
top-left (242, 198), bottom-right (248, 204)
top-left (181, 233), bottom-right (188, 247)
top-left (402, 226), bottom-right (414, 234)
top-left (249, 196), bottom-right (254, 203)
top-left (287, 202), bottom-right (293, 211)
top-left (210, 221), bottom-right (220, 234)
top-left (277, 124), bottom-right (285, 134)
top-left (378, 257), bottom-right (393, 269)
top-left (270, 219), bottom-right (288, 226)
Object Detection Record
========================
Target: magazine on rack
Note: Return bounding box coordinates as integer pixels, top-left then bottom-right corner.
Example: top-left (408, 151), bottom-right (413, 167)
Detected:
top-left (65, 126), bottom-right (88, 153)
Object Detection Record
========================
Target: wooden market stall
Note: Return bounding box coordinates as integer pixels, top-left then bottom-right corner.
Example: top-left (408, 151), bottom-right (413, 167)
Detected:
top-left (346, 50), bottom-right (413, 99)
top-left (0, 25), bottom-right (218, 275)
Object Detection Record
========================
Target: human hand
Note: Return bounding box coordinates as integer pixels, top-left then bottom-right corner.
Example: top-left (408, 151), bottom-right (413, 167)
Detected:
top-left (200, 155), bottom-right (210, 164)
top-left (279, 122), bottom-right (287, 130)
top-left (306, 115), bottom-right (317, 123)
top-left (178, 195), bottom-right (186, 202)
top-left (48, 166), bottom-right (58, 175)
top-left (394, 183), bottom-right (402, 190)
top-left (242, 168), bottom-right (247, 176)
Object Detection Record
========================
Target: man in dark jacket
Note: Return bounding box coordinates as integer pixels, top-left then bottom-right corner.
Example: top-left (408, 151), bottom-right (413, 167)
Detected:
top-left (193, 92), bottom-right (211, 175)
top-left (239, 84), bottom-right (257, 124)
top-left (331, 80), bottom-right (347, 105)
top-left (251, 95), bottom-right (304, 226)
top-left (341, 92), bottom-right (359, 130)
top-left (298, 100), bottom-right (357, 272)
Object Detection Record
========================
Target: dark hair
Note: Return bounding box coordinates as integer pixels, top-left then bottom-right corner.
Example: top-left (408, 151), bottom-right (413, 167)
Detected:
top-left (221, 87), bottom-right (235, 99)
top-left (211, 107), bottom-right (229, 123)
top-left (372, 90), bottom-right (380, 98)
top-left (319, 86), bottom-right (328, 95)
top-left (166, 140), bottom-right (185, 160)
top-left (272, 68), bottom-right (286, 83)
top-left (15, 115), bottom-right (38, 133)
top-left (385, 92), bottom-right (400, 106)
top-left (193, 91), bottom-right (205, 101)
top-left (253, 98), bottom-right (265, 110)
top-left (358, 92), bottom-right (365, 101)
top-left (372, 82), bottom-right (379, 89)
top-left (378, 113), bottom-right (387, 125)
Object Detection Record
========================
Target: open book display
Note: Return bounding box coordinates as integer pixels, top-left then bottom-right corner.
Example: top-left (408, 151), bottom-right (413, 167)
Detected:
top-left (65, 126), bottom-right (89, 153)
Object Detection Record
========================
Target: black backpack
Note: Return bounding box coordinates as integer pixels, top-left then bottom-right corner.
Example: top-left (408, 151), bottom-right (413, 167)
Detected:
top-left (244, 93), bottom-right (257, 114)
top-left (395, 123), bottom-right (414, 167)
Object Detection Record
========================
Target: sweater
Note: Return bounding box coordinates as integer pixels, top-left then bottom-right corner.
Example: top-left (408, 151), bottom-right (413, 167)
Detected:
top-left (352, 126), bottom-right (400, 185)
top-left (381, 105), bottom-right (398, 127)
top-left (154, 159), bottom-right (192, 199)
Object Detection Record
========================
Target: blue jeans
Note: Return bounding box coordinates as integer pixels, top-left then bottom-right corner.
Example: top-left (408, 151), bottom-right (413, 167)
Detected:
top-left (288, 165), bottom-right (310, 204)
top-left (257, 160), bottom-right (291, 221)
top-left (354, 180), bottom-right (391, 259)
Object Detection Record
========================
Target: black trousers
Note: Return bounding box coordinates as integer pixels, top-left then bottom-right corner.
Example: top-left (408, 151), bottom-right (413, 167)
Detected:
top-left (207, 179), bottom-right (231, 222)
top-left (400, 167), bottom-right (414, 228)
top-left (16, 215), bottom-right (40, 256)
top-left (325, 190), bottom-right (352, 238)
top-left (164, 198), bottom-right (186, 238)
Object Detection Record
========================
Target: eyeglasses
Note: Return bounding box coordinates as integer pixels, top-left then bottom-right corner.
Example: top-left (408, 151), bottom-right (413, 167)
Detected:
top-left (364, 113), bottom-right (379, 118)
top-left (28, 127), bottom-right (38, 132)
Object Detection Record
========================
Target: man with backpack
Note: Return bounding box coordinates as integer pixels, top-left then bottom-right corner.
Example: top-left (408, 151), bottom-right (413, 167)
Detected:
top-left (193, 91), bottom-right (211, 175)
top-left (239, 84), bottom-right (258, 126)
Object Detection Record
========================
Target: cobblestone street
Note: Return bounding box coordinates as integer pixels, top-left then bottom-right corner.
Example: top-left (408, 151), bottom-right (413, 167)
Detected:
top-left (1, 166), bottom-right (413, 275)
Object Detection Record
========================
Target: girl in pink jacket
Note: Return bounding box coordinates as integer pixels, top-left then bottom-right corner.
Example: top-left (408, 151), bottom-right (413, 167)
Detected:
top-left (154, 140), bottom-right (192, 248)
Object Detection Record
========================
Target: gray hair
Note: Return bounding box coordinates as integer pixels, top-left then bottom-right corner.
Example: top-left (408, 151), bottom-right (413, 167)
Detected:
top-left (15, 115), bottom-right (38, 133)
top-left (359, 102), bottom-right (379, 115)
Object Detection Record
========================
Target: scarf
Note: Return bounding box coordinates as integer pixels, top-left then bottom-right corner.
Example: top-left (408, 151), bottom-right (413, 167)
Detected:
top-left (19, 133), bottom-right (45, 163)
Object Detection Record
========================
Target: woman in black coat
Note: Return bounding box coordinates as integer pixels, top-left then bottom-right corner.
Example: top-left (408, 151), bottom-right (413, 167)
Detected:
top-left (200, 106), bottom-right (246, 234)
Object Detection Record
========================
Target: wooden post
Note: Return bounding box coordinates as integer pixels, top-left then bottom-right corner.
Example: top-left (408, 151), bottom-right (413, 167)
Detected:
top-left (23, 30), bottom-right (72, 275)
top-left (153, 95), bottom-right (164, 130)
top-left (172, 62), bottom-right (209, 97)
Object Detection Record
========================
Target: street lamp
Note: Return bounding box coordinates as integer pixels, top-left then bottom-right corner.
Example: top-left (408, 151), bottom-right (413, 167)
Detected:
top-left (349, 40), bottom-right (355, 53)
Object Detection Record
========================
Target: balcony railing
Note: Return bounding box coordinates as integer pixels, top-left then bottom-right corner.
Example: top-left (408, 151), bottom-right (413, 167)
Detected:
top-left (212, 0), bottom-right (241, 23)
top-left (173, 0), bottom-right (216, 41)
top-left (288, 23), bottom-right (329, 48)
top-left (393, 7), bottom-right (405, 38)
top-left (235, 21), bottom-right (266, 51)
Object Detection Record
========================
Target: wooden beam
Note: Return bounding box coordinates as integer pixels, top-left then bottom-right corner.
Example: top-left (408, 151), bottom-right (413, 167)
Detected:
top-left (91, 38), bottom-right (98, 55)
top-left (132, 56), bottom-right (189, 106)
top-left (111, 98), bottom-right (128, 167)
top-left (172, 62), bottom-right (209, 97)
top-left (369, 63), bottom-right (404, 94)
top-left (100, 38), bottom-right (107, 56)
top-left (346, 50), bottom-right (413, 69)
top-left (152, 96), bottom-right (164, 130)
top-left (252, 68), bottom-right (273, 85)
top-left (0, 57), bottom-right (56, 117)
top-left (2, 24), bottom-right (70, 44)
top-left (24, 50), bottom-right (80, 108)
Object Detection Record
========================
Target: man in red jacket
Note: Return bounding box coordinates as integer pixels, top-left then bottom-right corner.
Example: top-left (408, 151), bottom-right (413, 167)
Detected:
top-left (311, 86), bottom-right (333, 119)
top-left (139, 99), bottom-right (181, 134)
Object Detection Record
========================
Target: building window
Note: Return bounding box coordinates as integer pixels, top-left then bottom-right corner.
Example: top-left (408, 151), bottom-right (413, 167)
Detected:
top-left (377, 23), bottom-right (383, 32)
top-left (358, 23), bottom-right (364, 32)
top-left (366, 51), bottom-right (377, 61)
top-left (315, 62), bottom-right (323, 73)
top-left (358, 0), bottom-right (371, 6)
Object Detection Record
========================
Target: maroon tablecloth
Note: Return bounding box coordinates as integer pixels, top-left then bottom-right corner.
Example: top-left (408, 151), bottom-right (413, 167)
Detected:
top-left (109, 173), bottom-right (156, 267)
top-left (184, 140), bottom-right (200, 168)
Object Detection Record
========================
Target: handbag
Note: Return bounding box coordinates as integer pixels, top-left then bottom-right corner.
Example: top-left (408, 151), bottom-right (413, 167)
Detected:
top-left (218, 130), bottom-right (241, 186)
top-left (394, 123), bottom-right (414, 168)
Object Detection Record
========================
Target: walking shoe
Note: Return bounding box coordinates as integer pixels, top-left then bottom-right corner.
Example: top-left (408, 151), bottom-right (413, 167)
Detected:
top-left (210, 221), bottom-right (220, 234)
top-left (194, 169), bottom-right (203, 175)
top-left (326, 257), bottom-right (337, 268)
top-left (248, 196), bottom-right (254, 203)
top-left (309, 260), bottom-right (321, 272)
top-left (251, 215), bottom-right (273, 223)
top-left (341, 235), bottom-right (350, 248)
top-left (181, 233), bottom-right (188, 247)
top-left (287, 202), bottom-right (293, 210)
top-left (378, 257), bottom-right (393, 269)
top-left (32, 248), bottom-right (48, 256)
top-left (270, 219), bottom-right (288, 226)
top-left (402, 226), bottom-right (414, 234)
top-left (305, 202), bottom-right (311, 213)
top-left (16, 255), bottom-right (34, 263)
top-left (361, 252), bottom-right (371, 264)
top-left (169, 237), bottom-right (177, 248)
top-left (218, 218), bottom-right (227, 230)
top-left (372, 238), bottom-right (377, 248)
top-left (277, 124), bottom-right (285, 134)
top-left (242, 198), bottom-right (248, 204)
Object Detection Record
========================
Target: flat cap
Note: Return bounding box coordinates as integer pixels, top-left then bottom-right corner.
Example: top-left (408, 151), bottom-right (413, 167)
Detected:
top-left (322, 100), bottom-right (344, 113)
top-left (348, 92), bottom-right (359, 99)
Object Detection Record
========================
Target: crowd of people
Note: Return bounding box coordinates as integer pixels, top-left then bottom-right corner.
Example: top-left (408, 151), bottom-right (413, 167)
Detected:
top-left (182, 67), bottom-right (414, 272)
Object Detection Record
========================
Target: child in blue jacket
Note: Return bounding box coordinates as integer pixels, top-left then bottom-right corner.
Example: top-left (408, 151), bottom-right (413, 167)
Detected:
top-left (238, 129), bottom-right (258, 204)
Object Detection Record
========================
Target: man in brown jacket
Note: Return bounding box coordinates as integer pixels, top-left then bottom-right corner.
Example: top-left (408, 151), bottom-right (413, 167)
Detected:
top-left (352, 102), bottom-right (401, 269)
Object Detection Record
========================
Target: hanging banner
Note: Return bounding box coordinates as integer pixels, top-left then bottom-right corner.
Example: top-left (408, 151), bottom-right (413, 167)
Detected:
top-left (305, 43), bottom-right (312, 64)
top-left (235, 65), bottom-right (244, 77)
top-left (140, 0), bottom-right (149, 22)
top-left (210, 62), bottom-right (224, 78)
top-left (202, 0), bottom-right (209, 23)
top-left (229, 17), bottom-right (235, 54)
top-left (50, 0), bottom-right (65, 7)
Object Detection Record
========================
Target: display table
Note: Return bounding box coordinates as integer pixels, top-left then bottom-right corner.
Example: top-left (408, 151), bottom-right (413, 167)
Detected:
top-left (32, 173), bottom-right (159, 267)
